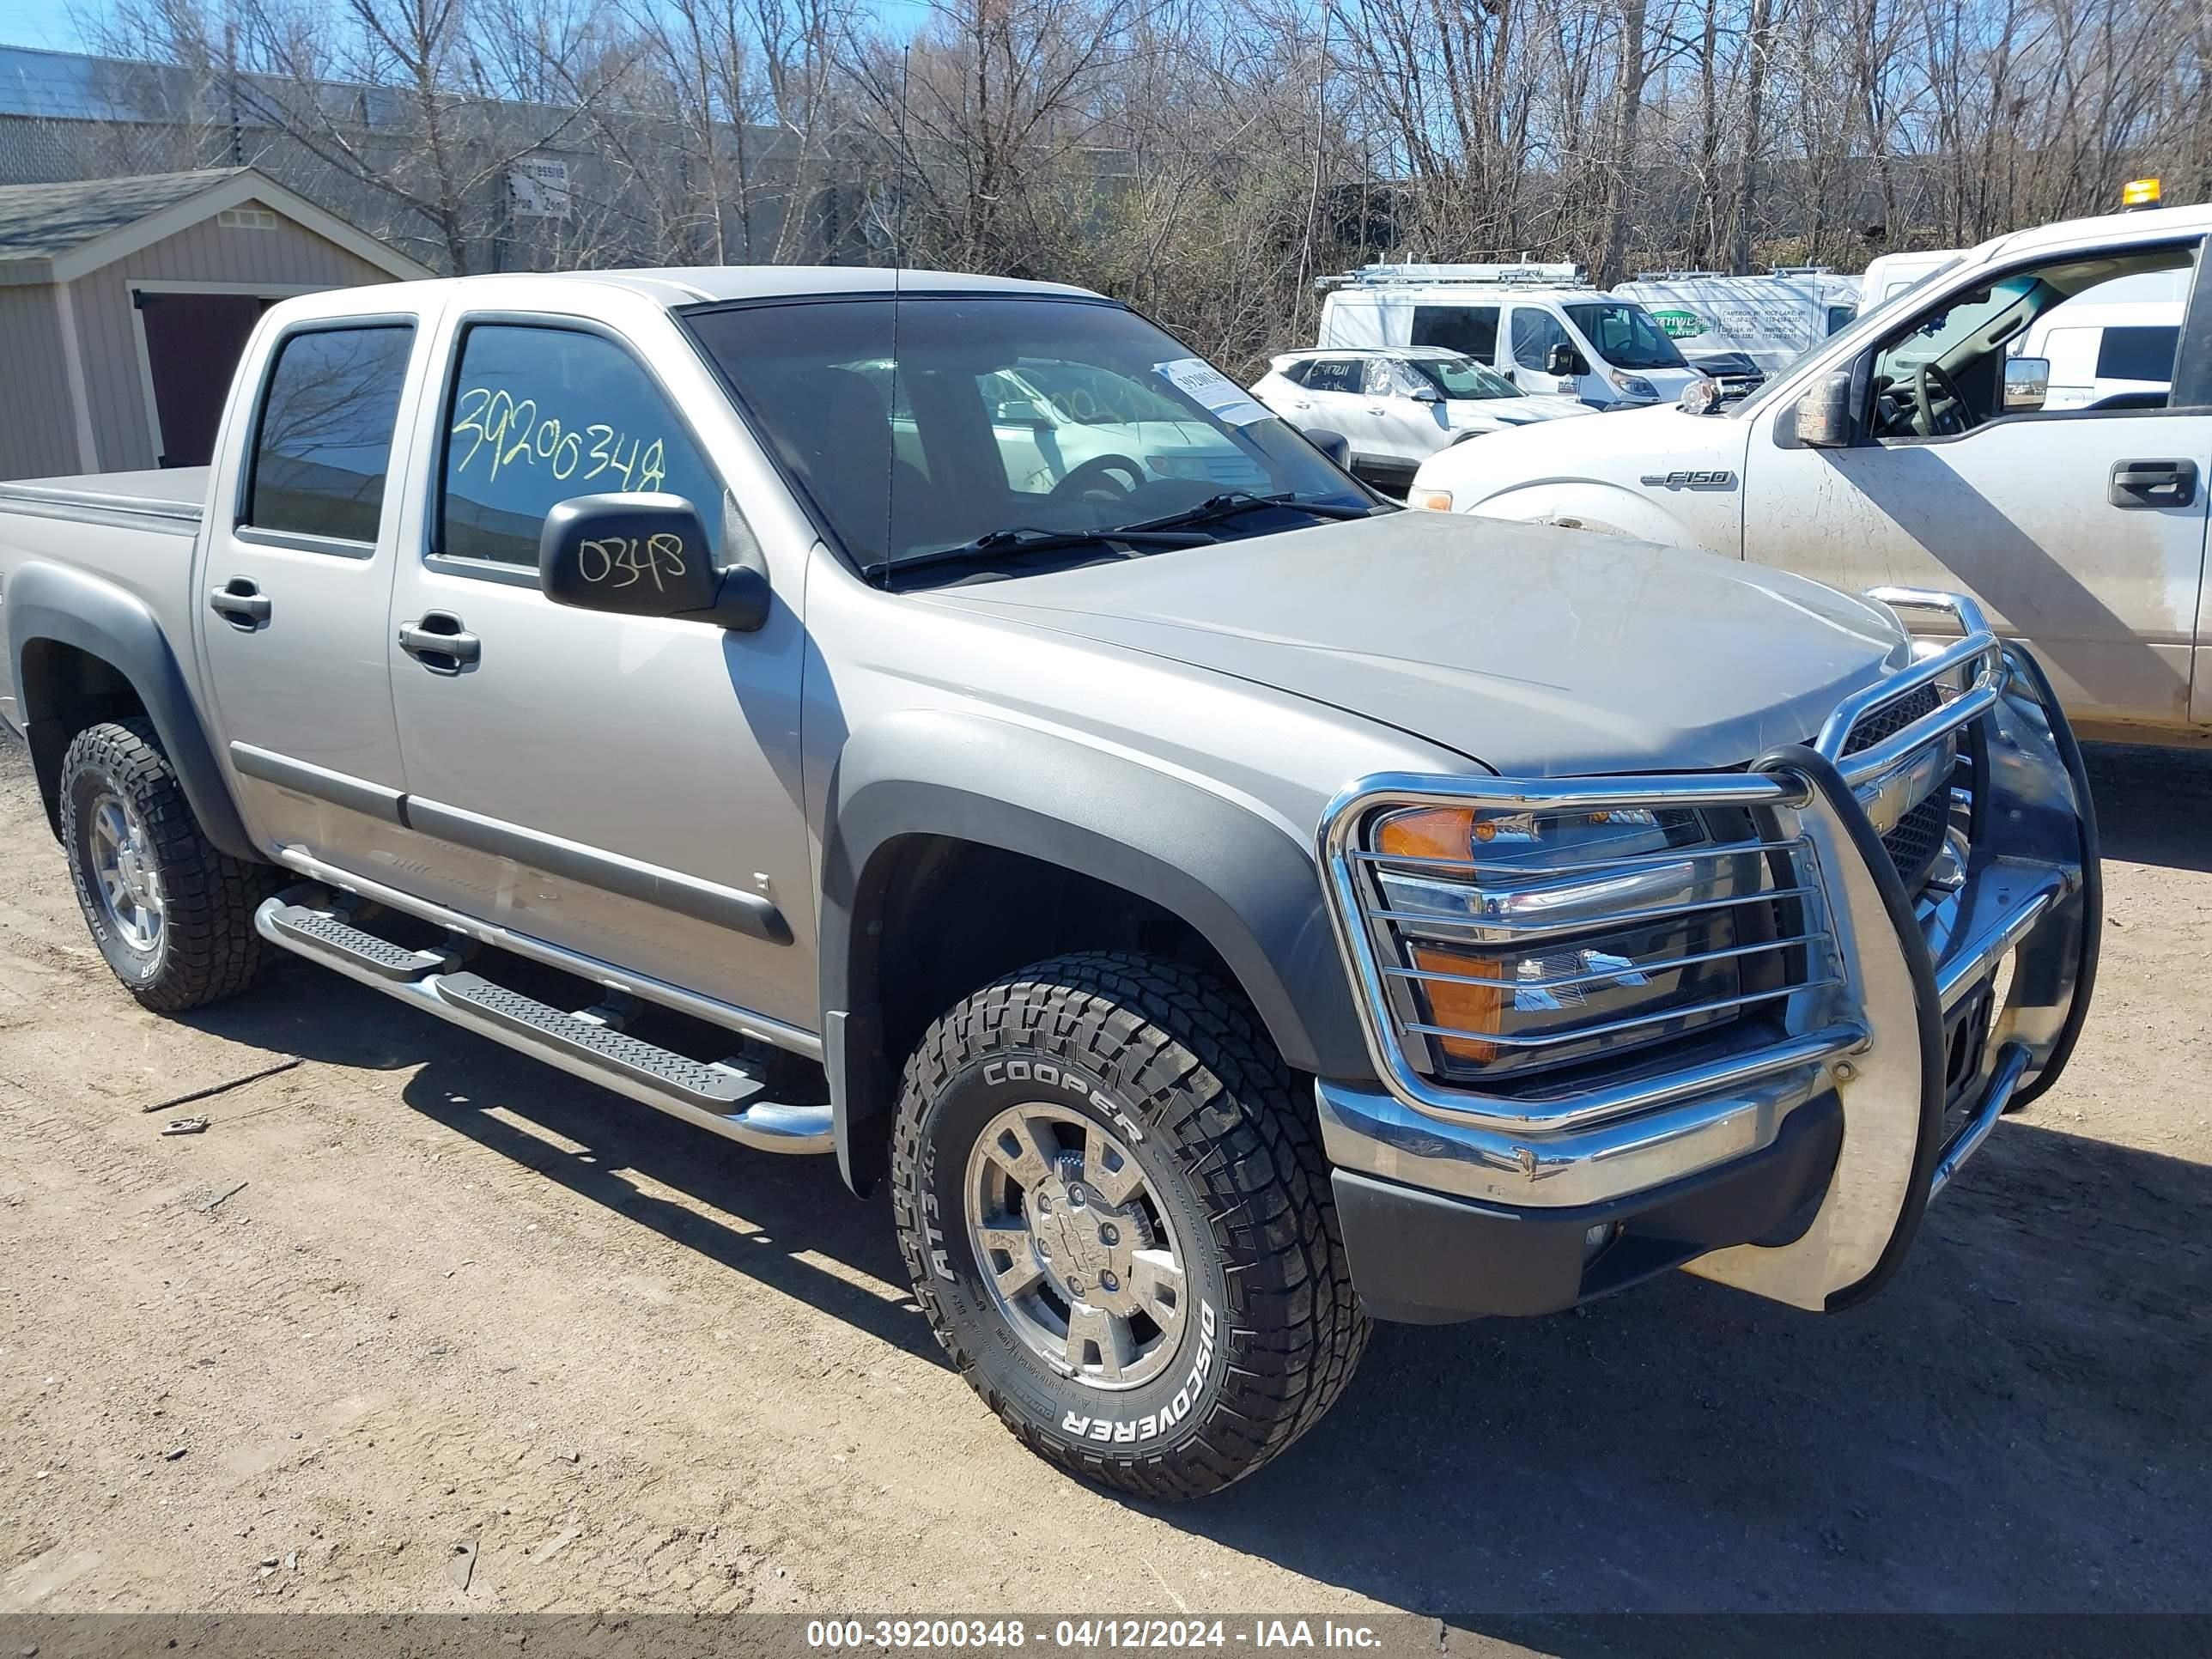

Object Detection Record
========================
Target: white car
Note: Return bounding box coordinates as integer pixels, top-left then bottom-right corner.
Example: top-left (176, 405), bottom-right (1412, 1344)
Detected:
top-left (1249, 346), bottom-right (1591, 490)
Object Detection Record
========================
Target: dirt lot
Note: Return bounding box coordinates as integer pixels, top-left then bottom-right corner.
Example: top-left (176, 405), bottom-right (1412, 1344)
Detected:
top-left (0, 732), bottom-right (2206, 1623)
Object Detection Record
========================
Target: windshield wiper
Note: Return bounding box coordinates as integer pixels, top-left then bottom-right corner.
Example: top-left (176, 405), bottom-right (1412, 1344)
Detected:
top-left (1118, 491), bottom-right (1378, 534)
top-left (862, 524), bottom-right (1209, 586)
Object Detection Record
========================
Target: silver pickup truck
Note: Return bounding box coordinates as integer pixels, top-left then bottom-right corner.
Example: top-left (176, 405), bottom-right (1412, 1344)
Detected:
top-left (0, 268), bottom-right (2100, 1498)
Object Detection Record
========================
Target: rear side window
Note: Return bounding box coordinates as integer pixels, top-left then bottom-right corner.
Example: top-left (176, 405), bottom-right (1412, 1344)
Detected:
top-left (1277, 360), bottom-right (1315, 386)
top-left (2097, 325), bottom-right (2181, 383)
top-left (1411, 305), bottom-right (1498, 362)
top-left (244, 325), bottom-right (413, 544)
top-left (1304, 359), bottom-right (1364, 394)
top-left (1510, 307), bottom-right (1571, 369)
top-left (439, 325), bottom-right (723, 568)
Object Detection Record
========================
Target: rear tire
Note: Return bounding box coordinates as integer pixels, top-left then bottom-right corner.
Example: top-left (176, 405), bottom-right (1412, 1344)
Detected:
top-left (59, 718), bottom-right (271, 1012)
top-left (890, 951), bottom-right (1368, 1498)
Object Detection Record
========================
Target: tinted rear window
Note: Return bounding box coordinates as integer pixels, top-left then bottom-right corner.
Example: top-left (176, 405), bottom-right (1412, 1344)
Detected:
top-left (1411, 305), bottom-right (1498, 361)
top-left (245, 325), bottom-right (413, 544)
top-left (2097, 325), bottom-right (2180, 383)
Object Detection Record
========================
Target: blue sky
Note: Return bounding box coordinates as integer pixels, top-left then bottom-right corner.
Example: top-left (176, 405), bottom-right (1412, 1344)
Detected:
top-left (3, 0), bottom-right (90, 52)
top-left (0, 0), bottom-right (937, 55)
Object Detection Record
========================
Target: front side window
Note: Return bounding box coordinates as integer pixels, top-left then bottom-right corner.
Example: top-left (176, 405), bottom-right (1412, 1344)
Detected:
top-left (686, 295), bottom-right (1370, 583)
top-left (244, 325), bottom-right (413, 544)
top-left (1411, 305), bottom-right (1498, 362)
top-left (1510, 307), bottom-right (1572, 370)
top-left (1561, 302), bottom-right (1689, 369)
top-left (440, 325), bottom-right (724, 568)
top-left (1866, 241), bottom-right (2197, 438)
top-left (1410, 355), bottom-right (1523, 400)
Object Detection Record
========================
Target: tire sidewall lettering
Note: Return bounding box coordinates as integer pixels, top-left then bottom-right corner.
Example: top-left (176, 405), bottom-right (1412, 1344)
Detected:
top-left (910, 1038), bottom-right (1237, 1453)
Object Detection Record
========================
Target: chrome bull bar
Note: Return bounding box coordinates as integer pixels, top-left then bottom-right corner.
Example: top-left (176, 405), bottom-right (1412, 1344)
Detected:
top-left (1315, 587), bottom-right (2098, 1311)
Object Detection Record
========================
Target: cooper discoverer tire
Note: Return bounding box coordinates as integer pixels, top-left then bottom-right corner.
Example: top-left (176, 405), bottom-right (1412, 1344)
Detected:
top-left (890, 951), bottom-right (1369, 1498)
top-left (59, 718), bottom-right (272, 1012)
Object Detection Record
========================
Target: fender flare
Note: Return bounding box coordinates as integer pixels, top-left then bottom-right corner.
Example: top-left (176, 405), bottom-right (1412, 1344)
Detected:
top-left (8, 560), bottom-right (257, 860)
top-left (817, 709), bottom-right (1373, 1194)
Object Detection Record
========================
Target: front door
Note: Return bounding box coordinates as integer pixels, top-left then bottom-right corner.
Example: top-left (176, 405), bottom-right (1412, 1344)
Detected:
top-left (195, 311), bottom-right (423, 871)
top-left (1744, 235), bottom-right (2211, 732)
top-left (381, 314), bottom-right (817, 1028)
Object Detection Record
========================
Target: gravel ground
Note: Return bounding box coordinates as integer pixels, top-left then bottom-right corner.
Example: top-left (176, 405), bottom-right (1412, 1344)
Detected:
top-left (0, 734), bottom-right (2205, 1624)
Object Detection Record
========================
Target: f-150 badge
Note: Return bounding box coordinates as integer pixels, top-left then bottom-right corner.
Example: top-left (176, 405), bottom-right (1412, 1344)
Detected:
top-left (1638, 469), bottom-right (1739, 489)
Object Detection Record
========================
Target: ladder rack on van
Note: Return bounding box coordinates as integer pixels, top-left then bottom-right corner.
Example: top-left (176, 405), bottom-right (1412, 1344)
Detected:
top-left (1317, 261), bottom-right (1588, 293)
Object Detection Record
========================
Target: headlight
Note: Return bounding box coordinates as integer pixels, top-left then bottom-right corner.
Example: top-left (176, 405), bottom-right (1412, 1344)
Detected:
top-left (1608, 371), bottom-right (1658, 400)
top-left (1368, 804), bottom-right (1777, 1079)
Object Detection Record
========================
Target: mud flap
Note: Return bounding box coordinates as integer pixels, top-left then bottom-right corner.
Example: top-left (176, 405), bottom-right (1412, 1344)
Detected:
top-left (1681, 747), bottom-right (1946, 1314)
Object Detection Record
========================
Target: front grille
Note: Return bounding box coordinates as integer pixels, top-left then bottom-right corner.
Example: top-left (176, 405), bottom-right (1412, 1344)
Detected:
top-left (1840, 683), bottom-right (1953, 894)
top-left (1344, 801), bottom-right (1835, 1091)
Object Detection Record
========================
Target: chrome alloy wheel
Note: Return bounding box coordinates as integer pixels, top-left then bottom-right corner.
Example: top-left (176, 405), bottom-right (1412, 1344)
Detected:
top-left (964, 1103), bottom-right (1188, 1390)
top-left (87, 791), bottom-right (164, 953)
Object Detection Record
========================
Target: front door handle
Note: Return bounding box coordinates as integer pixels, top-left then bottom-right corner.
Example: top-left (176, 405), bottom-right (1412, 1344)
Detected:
top-left (209, 578), bottom-right (270, 628)
top-left (2110, 459), bottom-right (2197, 508)
top-left (398, 612), bottom-right (481, 672)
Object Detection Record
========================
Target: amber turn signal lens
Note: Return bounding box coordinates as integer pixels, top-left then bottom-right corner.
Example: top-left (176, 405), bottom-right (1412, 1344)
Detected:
top-left (1413, 489), bottom-right (1455, 513)
top-left (1408, 944), bottom-right (1504, 1061)
top-left (1374, 807), bottom-right (1474, 861)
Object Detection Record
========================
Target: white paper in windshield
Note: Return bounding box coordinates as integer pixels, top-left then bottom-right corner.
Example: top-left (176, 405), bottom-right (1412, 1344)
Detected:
top-left (1153, 358), bottom-right (1273, 426)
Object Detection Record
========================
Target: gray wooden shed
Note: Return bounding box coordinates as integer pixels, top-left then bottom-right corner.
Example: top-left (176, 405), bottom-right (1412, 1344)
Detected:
top-left (0, 167), bottom-right (431, 481)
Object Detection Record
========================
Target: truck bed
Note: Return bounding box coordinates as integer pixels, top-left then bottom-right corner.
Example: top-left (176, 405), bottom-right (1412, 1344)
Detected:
top-left (0, 469), bottom-right (208, 534)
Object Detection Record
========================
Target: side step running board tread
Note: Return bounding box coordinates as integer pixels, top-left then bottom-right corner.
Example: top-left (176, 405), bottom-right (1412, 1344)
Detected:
top-left (434, 972), bottom-right (763, 1112)
top-left (264, 902), bottom-right (453, 981)
top-left (252, 888), bottom-right (833, 1155)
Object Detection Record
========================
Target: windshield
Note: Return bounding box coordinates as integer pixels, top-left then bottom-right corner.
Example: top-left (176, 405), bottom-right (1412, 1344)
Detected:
top-left (686, 296), bottom-right (1370, 582)
top-left (1407, 355), bottom-right (1522, 400)
top-left (1562, 301), bottom-right (1689, 369)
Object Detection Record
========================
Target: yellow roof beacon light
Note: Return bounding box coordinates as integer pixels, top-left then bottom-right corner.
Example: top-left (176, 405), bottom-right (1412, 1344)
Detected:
top-left (2122, 177), bottom-right (2162, 210)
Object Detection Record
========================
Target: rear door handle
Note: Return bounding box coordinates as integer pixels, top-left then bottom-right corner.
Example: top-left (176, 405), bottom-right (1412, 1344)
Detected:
top-left (398, 611), bottom-right (481, 672)
top-left (209, 578), bottom-right (270, 627)
top-left (2110, 459), bottom-right (2197, 508)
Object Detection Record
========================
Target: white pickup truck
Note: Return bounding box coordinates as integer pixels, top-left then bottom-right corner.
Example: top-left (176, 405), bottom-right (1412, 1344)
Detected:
top-left (1413, 204), bottom-right (2212, 741)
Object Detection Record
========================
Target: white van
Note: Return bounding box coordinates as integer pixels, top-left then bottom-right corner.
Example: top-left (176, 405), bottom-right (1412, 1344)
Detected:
top-left (1612, 269), bottom-right (1861, 392)
top-left (1859, 249), bottom-right (1961, 311)
top-left (2019, 268), bottom-right (2187, 410)
top-left (1315, 263), bottom-right (1710, 410)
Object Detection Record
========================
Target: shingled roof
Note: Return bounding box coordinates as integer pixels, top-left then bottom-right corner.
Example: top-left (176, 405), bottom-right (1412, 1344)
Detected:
top-left (0, 167), bottom-right (248, 263)
top-left (0, 166), bottom-right (432, 286)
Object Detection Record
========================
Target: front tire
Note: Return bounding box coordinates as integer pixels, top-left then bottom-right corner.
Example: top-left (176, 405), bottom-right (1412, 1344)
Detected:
top-left (890, 952), bottom-right (1369, 1498)
top-left (59, 718), bottom-right (270, 1012)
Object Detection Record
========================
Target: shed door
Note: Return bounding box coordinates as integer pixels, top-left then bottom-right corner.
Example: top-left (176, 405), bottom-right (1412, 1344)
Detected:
top-left (137, 291), bottom-right (270, 467)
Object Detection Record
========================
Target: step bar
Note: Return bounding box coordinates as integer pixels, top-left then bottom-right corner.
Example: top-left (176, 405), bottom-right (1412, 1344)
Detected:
top-left (253, 890), bottom-right (833, 1155)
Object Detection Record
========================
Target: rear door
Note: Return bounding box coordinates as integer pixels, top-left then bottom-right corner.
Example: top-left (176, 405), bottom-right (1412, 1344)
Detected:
top-left (1743, 234), bottom-right (2210, 733)
top-left (195, 296), bottom-right (432, 872)
top-left (1297, 358), bottom-right (1380, 462)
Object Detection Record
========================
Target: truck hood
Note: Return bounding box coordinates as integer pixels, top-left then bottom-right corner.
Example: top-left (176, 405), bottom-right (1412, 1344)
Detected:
top-left (1446, 394), bottom-right (1591, 428)
top-left (923, 510), bottom-right (1910, 777)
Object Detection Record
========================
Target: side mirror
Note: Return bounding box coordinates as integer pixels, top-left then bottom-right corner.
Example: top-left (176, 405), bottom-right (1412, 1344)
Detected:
top-left (2003, 356), bottom-right (2051, 413)
top-left (1796, 370), bottom-right (1857, 447)
top-left (1304, 427), bottom-right (1352, 469)
top-left (1408, 384), bottom-right (1443, 404)
top-left (993, 398), bottom-right (1049, 426)
top-left (1545, 343), bottom-right (1589, 378)
top-left (538, 493), bottom-right (769, 631)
